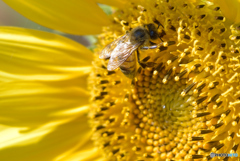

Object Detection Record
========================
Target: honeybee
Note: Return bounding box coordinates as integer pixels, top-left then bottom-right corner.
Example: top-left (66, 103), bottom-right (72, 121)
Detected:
top-left (99, 23), bottom-right (163, 78)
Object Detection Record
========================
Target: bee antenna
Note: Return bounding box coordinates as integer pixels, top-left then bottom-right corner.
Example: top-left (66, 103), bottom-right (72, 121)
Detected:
top-left (159, 36), bottom-right (163, 42)
top-left (153, 19), bottom-right (164, 29)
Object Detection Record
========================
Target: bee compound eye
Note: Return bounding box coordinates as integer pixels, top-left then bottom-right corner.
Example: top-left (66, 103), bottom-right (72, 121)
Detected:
top-left (150, 30), bottom-right (155, 37)
top-left (147, 24), bottom-right (158, 40)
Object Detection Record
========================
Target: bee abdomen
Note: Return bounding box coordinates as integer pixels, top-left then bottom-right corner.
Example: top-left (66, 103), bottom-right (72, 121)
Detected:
top-left (124, 58), bottom-right (135, 63)
top-left (120, 65), bottom-right (136, 78)
top-left (120, 54), bottom-right (136, 78)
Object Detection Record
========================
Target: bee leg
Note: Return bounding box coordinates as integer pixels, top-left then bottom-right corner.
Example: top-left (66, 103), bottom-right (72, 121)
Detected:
top-left (149, 41), bottom-right (157, 45)
top-left (154, 19), bottom-right (164, 29)
top-left (153, 19), bottom-right (164, 42)
top-left (137, 49), bottom-right (147, 68)
top-left (141, 44), bottom-right (160, 50)
top-left (159, 36), bottom-right (164, 42)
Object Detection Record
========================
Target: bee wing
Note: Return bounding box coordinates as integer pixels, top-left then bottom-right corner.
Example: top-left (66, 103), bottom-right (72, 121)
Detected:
top-left (107, 41), bottom-right (142, 71)
top-left (99, 34), bottom-right (128, 59)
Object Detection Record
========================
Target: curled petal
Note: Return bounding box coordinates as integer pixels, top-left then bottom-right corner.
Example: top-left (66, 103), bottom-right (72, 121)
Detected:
top-left (3, 0), bottom-right (111, 35)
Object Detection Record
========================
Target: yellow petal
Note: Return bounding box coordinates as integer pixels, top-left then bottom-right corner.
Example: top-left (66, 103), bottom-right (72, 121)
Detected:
top-left (213, 0), bottom-right (240, 23)
top-left (0, 26), bottom-right (92, 126)
top-left (3, 0), bottom-right (111, 35)
top-left (59, 148), bottom-right (105, 161)
top-left (0, 107), bottom-right (102, 161)
top-left (0, 27), bottom-right (92, 82)
top-left (0, 81), bottom-right (89, 126)
top-left (0, 27), bottom-right (97, 160)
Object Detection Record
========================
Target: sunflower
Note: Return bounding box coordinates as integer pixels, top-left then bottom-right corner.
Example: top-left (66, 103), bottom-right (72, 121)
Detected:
top-left (1, 0), bottom-right (240, 161)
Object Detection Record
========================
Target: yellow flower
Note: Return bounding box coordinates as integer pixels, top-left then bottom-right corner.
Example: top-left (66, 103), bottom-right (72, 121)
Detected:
top-left (1, 0), bottom-right (240, 161)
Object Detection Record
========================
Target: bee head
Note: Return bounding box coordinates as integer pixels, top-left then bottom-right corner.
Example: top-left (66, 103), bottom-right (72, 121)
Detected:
top-left (146, 23), bottom-right (158, 40)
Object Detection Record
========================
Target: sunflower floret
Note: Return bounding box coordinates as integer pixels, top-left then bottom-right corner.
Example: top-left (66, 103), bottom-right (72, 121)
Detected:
top-left (89, 0), bottom-right (240, 160)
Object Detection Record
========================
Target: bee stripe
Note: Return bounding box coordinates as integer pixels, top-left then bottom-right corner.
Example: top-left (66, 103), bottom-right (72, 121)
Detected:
top-left (120, 64), bottom-right (135, 70)
top-left (120, 68), bottom-right (135, 76)
top-left (124, 59), bottom-right (135, 62)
